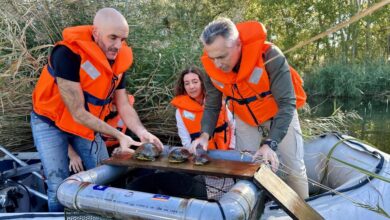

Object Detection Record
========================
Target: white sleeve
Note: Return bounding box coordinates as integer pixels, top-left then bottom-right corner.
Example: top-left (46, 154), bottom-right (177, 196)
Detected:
top-left (175, 109), bottom-right (192, 148)
top-left (227, 108), bottom-right (236, 149)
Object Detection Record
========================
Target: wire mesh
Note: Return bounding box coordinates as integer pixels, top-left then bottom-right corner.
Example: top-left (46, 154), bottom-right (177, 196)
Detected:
top-left (65, 208), bottom-right (113, 220)
top-left (205, 176), bottom-right (235, 201)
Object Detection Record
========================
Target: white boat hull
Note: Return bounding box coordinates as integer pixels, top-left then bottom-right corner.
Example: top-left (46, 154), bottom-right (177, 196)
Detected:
top-left (261, 133), bottom-right (390, 220)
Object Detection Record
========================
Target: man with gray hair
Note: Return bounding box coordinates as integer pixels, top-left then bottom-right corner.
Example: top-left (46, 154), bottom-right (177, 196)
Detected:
top-left (31, 8), bottom-right (163, 211)
top-left (191, 17), bottom-right (309, 199)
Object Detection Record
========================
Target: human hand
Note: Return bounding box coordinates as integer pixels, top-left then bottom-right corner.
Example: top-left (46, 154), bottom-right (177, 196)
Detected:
top-left (68, 149), bottom-right (84, 173)
top-left (252, 144), bottom-right (279, 172)
top-left (113, 134), bottom-right (141, 155)
top-left (138, 130), bottom-right (164, 151)
top-left (189, 132), bottom-right (209, 154)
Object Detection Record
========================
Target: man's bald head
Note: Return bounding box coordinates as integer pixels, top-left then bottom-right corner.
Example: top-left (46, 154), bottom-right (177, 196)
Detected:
top-left (93, 8), bottom-right (128, 32)
top-left (92, 8), bottom-right (129, 60)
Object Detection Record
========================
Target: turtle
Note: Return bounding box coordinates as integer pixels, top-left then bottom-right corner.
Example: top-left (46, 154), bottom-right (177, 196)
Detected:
top-left (193, 144), bottom-right (210, 166)
top-left (168, 147), bottom-right (191, 163)
top-left (133, 143), bottom-right (161, 161)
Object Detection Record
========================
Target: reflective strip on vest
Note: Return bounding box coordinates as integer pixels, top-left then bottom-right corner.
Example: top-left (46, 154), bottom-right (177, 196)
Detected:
top-left (248, 67), bottom-right (263, 84)
top-left (211, 78), bottom-right (224, 89)
top-left (81, 60), bottom-right (101, 80)
top-left (183, 110), bottom-right (196, 121)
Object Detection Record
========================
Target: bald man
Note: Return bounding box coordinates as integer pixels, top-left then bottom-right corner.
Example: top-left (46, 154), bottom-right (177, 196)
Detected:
top-left (31, 8), bottom-right (163, 211)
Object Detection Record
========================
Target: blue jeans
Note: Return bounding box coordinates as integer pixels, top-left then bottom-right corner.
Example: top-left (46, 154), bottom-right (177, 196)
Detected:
top-left (30, 112), bottom-right (109, 212)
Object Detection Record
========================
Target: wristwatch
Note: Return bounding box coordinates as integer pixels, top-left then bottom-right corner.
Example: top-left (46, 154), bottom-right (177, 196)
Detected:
top-left (262, 139), bottom-right (278, 151)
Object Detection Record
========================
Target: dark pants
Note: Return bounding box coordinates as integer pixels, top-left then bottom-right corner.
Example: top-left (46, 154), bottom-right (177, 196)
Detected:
top-left (126, 171), bottom-right (208, 200)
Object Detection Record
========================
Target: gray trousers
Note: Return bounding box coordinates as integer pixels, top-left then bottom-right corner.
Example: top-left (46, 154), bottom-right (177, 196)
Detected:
top-left (235, 110), bottom-right (309, 199)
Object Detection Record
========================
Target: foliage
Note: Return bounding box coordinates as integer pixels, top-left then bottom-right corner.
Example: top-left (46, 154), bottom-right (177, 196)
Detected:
top-left (304, 61), bottom-right (390, 98)
top-left (0, 0), bottom-right (389, 150)
top-left (243, 0), bottom-right (390, 69)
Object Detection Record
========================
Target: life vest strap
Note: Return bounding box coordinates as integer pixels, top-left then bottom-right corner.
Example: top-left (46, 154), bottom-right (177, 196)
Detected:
top-left (190, 132), bottom-right (201, 141)
top-left (83, 91), bottom-right (112, 106)
top-left (214, 122), bottom-right (228, 133)
top-left (189, 122), bottom-right (228, 141)
top-left (226, 91), bottom-right (272, 105)
top-left (47, 65), bottom-right (112, 107)
top-left (47, 65), bottom-right (57, 79)
top-left (104, 111), bottom-right (119, 121)
top-left (215, 121), bottom-right (228, 144)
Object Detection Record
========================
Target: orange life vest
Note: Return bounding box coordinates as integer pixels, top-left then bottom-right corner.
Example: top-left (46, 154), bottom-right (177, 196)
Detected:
top-left (171, 95), bottom-right (231, 150)
top-left (32, 25), bottom-right (133, 140)
top-left (201, 21), bottom-right (306, 126)
top-left (103, 95), bottom-right (135, 147)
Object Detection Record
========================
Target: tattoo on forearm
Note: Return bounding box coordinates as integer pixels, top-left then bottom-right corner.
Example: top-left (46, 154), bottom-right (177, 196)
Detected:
top-left (57, 77), bottom-right (118, 137)
top-left (57, 77), bottom-right (84, 112)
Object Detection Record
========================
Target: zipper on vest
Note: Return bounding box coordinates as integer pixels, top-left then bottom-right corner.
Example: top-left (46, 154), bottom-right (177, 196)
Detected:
top-left (98, 74), bottom-right (118, 119)
top-left (92, 74), bottom-right (119, 155)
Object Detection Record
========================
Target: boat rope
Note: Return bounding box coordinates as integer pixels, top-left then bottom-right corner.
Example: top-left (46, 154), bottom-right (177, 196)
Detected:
top-left (215, 200), bottom-right (226, 220)
top-left (320, 137), bottom-right (358, 184)
top-left (269, 159), bottom-right (388, 218)
top-left (277, 161), bottom-right (363, 204)
top-left (267, 133), bottom-right (385, 213)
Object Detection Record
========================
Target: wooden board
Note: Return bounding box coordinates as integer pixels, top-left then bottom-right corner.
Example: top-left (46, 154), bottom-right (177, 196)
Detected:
top-left (102, 153), bottom-right (260, 180)
top-left (254, 164), bottom-right (324, 220)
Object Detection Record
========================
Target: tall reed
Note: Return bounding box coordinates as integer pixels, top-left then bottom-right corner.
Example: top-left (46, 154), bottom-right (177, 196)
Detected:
top-left (0, 0), bottom-right (370, 150)
top-left (305, 61), bottom-right (390, 100)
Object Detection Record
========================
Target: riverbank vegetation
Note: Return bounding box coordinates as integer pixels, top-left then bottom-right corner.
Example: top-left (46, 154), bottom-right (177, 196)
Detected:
top-left (305, 61), bottom-right (390, 100)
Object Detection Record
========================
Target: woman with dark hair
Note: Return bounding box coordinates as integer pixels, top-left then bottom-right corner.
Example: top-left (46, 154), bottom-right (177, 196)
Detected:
top-left (127, 67), bottom-right (235, 200)
top-left (171, 66), bottom-right (235, 151)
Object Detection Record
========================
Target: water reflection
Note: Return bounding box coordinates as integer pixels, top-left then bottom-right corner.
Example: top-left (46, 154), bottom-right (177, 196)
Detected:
top-left (307, 97), bottom-right (390, 154)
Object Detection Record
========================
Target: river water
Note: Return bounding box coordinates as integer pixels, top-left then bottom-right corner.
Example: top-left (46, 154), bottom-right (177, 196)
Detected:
top-left (307, 97), bottom-right (390, 154)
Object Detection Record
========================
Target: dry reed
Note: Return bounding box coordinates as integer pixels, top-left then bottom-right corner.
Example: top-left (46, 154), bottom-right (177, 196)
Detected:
top-left (0, 1), bottom-right (362, 152)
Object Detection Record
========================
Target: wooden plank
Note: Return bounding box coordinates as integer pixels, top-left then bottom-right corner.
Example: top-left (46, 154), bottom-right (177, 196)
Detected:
top-left (254, 164), bottom-right (324, 220)
top-left (102, 153), bottom-right (260, 180)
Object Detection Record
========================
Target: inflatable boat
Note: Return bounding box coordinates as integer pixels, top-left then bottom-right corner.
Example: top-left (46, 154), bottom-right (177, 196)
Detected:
top-left (261, 133), bottom-right (390, 220)
top-left (0, 133), bottom-right (389, 219)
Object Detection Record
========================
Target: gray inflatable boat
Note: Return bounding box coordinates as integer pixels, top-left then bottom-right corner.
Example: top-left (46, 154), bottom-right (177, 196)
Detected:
top-left (1, 133), bottom-right (389, 219)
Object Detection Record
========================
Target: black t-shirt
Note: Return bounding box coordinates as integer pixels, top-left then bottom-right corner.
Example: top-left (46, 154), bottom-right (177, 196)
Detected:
top-left (50, 45), bottom-right (126, 89)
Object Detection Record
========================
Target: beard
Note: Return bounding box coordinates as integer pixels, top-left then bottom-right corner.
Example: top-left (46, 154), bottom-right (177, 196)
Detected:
top-left (107, 46), bottom-right (118, 54)
top-left (96, 37), bottom-right (119, 60)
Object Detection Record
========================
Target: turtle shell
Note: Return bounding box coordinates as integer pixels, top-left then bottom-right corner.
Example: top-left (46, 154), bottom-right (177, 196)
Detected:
top-left (168, 147), bottom-right (191, 163)
top-left (193, 144), bottom-right (210, 165)
top-left (133, 143), bottom-right (161, 161)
